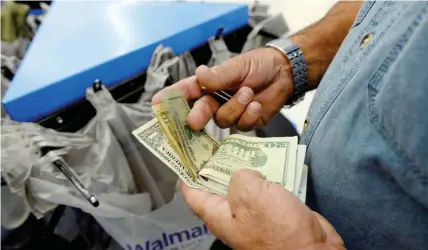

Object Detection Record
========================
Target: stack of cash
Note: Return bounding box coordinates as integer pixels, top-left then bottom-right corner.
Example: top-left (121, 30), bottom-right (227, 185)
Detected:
top-left (132, 90), bottom-right (308, 202)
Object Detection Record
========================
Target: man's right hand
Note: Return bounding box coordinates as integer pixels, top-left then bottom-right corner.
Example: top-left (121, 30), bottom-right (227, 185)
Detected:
top-left (152, 1), bottom-right (363, 131)
top-left (152, 47), bottom-right (293, 131)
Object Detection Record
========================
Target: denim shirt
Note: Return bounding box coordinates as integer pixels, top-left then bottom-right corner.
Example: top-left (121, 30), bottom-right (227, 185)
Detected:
top-left (302, 1), bottom-right (428, 249)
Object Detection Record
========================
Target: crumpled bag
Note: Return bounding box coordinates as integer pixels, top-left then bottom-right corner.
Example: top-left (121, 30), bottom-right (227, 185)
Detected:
top-left (205, 37), bottom-right (234, 141)
top-left (1, 55), bottom-right (21, 117)
top-left (92, 193), bottom-right (215, 250)
top-left (28, 180), bottom-right (215, 250)
top-left (242, 13), bottom-right (289, 53)
top-left (86, 84), bottom-right (177, 209)
top-left (1, 113), bottom-right (136, 228)
top-left (1, 38), bottom-right (31, 59)
top-left (207, 36), bottom-right (237, 68)
top-left (129, 45), bottom-right (184, 128)
top-left (126, 45), bottom-right (197, 130)
top-left (249, 1), bottom-right (270, 25)
top-left (2, 75), bottom-right (11, 118)
top-left (1, 184), bottom-right (31, 229)
top-left (3, 82), bottom-right (215, 248)
top-left (139, 45), bottom-right (177, 103)
top-left (249, 1), bottom-right (288, 36)
top-left (137, 45), bottom-right (195, 107)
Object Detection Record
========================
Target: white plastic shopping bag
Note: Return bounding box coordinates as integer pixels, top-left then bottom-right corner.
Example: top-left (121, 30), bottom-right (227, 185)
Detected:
top-left (94, 194), bottom-right (216, 250)
top-left (205, 36), bottom-right (234, 141)
top-left (86, 85), bottom-right (177, 209)
top-left (26, 154), bottom-right (215, 250)
top-left (1, 116), bottom-right (136, 221)
top-left (242, 13), bottom-right (289, 53)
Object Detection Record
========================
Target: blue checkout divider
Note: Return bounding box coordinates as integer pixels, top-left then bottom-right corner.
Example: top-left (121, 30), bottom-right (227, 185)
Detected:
top-left (3, 1), bottom-right (249, 122)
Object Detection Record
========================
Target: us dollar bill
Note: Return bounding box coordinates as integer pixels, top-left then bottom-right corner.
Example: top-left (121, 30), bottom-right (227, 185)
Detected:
top-left (132, 118), bottom-right (232, 195)
top-left (162, 89), bottom-right (221, 177)
top-left (152, 103), bottom-right (190, 174)
top-left (198, 134), bottom-right (297, 192)
top-left (132, 119), bottom-right (209, 190)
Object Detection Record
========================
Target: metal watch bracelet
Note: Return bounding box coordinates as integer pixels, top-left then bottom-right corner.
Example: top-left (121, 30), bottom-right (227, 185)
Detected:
top-left (265, 38), bottom-right (308, 107)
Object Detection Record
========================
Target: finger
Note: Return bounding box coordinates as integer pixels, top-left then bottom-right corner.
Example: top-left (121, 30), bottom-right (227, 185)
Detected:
top-left (187, 95), bottom-right (220, 130)
top-left (195, 55), bottom-right (250, 91)
top-left (180, 181), bottom-right (233, 241)
top-left (152, 76), bottom-right (203, 105)
top-left (251, 80), bottom-right (290, 125)
top-left (236, 101), bottom-right (263, 131)
top-left (313, 212), bottom-right (345, 247)
top-left (214, 87), bottom-right (254, 128)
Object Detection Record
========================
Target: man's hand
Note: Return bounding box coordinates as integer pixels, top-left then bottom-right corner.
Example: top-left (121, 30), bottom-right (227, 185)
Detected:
top-left (181, 169), bottom-right (345, 250)
top-left (153, 48), bottom-right (293, 132)
top-left (152, 2), bottom-right (362, 132)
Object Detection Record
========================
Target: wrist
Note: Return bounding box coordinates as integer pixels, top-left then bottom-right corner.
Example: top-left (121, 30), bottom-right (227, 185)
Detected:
top-left (287, 2), bottom-right (363, 90)
top-left (265, 38), bottom-right (309, 106)
top-left (264, 47), bottom-right (295, 103)
top-left (289, 34), bottom-right (328, 90)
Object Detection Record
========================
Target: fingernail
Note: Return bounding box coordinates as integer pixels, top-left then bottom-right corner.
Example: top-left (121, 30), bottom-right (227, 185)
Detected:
top-left (247, 104), bottom-right (260, 116)
top-left (151, 92), bottom-right (161, 105)
top-left (238, 91), bottom-right (251, 104)
top-left (198, 65), bottom-right (213, 74)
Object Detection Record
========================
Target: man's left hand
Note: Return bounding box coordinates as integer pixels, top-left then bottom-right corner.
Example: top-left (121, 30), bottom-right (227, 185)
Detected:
top-left (181, 169), bottom-right (345, 250)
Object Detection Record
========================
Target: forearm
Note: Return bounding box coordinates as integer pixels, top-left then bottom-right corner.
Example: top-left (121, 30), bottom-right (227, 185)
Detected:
top-left (290, 1), bottom-right (363, 89)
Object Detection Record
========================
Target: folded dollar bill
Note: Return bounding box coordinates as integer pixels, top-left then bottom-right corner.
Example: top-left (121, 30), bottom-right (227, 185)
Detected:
top-left (132, 89), bottom-right (307, 200)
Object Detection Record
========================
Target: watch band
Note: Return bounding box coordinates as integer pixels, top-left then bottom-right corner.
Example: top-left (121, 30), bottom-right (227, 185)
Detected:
top-left (265, 38), bottom-right (308, 107)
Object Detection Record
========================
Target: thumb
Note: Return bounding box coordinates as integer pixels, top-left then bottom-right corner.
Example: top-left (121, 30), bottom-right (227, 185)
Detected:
top-left (227, 169), bottom-right (267, 211)
top-left (196, 55), bottom-right (250, 91)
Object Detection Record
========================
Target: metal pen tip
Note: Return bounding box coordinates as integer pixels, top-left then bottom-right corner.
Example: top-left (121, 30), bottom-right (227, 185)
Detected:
top-left (201, 87), bottom-right (234, 105)
top-left (90, 196), bottom-right (100, 207)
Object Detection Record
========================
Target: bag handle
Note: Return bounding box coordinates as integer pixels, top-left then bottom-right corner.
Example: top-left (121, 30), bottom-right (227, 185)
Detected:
top-left (148, 45), bottom-right (176, 71)
top-left (85, 82), bottom-right (115, 112)
top-left (207, 35), bottom-right (234, 67)
top-left (241, 14), bottom-right (288, 53)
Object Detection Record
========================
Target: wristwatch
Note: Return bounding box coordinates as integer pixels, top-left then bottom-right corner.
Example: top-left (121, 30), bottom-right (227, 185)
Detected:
top-left (265, 37), bottom-right (308, 107)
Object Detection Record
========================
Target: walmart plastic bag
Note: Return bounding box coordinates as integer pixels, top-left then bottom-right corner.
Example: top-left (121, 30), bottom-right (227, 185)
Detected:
top-left (2, 104), bottom-right (215, 250)
top-left (249, 1), bottom-right (270, 25)
top-left (94, 193), bottom-right (215, 250)
top-left (205, 37), bottom-right (233, 141)
top-left (1, 114), bottom-right (136, 227)
top-left (28, 177), bottom-right (215, 250)
top-left (207, 36), bottom-right (237, 67)
top-left (126, 45), bottom-right (188, 128)
top-left (242, 13), bottom-right (289, 53)
top-left (80, 54), bottom-right (214, 249)
top-left (139, 45), bottom-right (177, 105)
top-left (137, 44), bottom-right (197, 105)
top-left (86, 84), bottom-right (177, 209)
